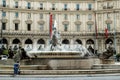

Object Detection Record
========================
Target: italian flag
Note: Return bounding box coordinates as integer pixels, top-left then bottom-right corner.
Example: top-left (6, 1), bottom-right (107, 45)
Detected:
top-left (49, 13), bottom-right (53, 39)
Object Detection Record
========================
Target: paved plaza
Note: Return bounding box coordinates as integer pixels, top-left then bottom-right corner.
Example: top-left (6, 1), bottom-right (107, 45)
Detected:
top-left (0, 74), bottom-right (120, 80)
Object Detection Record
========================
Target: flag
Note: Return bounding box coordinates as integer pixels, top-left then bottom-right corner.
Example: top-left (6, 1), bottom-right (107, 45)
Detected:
top-left (49, 13), bottom-right (52, 39)
top-left (105, 26), bottom-right (108, 38)
top-left (94, 13), bottom-right (98, 39)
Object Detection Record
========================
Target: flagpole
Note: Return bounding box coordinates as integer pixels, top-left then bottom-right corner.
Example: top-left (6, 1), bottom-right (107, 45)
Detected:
top-left (113, 11), bottom-right (116, 54)
top-left (94, 11), bottom-right (98, 55)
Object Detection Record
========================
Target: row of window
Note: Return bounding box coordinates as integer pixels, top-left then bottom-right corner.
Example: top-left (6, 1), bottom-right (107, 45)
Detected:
top-left (2, 0), bottom-right (93, 10)
top-left (1, 11), bottom-right (93, 20)
top-left (1, 22), bottom-right (111, 32)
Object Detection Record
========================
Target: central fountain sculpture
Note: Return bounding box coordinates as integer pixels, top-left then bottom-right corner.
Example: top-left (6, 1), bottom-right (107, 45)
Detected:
top-left (27, 25), bottom-right (93, 58)
top-left (25, 24), bottom-right (99, 70)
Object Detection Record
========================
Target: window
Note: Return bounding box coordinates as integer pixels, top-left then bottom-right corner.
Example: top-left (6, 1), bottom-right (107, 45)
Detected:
top-left (64, 24), bottom-right (68, 31)
top-left (40, 3), bottom-right (43, 9)
top-left (15, 23), bottom-right (18, 30)
top-left (76, 4), bottom-right (80, 10)
top-left (64, 4), bottom-right (67, 10)
top-left (88, 3), bottom-right (92, 10)
top-left (15, 1), bottom-right (18, 8)
top-left (40, 14), bottom-right (43, 19)
top-left (3, 0), bottom-right (6, 7)
top-left (15, 12), bottom-right (18, 18)
top-left (88, 24), bottom-right (92, 31)
top-left (107, 23), bottom-right (111, 31)
top-left (27, 2), bottom-right (31, 9)
top-left (27, 24), bottom-right (31, 31)
top-left (39, 24), bottom-right (44, 31)
top-left (2, 23), bottom-right (6, 30)
top-left (76, 24), bottom-right (80, 32)
top-left (52, 4), bottom-right (55, 10)
top-left (64, 14), bottom-right (68, 20)
top-left (2, 11), bottom-right (6, 17)
top-left (88, 14), bottom-right (92, 20)
top-left (28, 13), bottom-right (31, 19)
top-left (76, 14), bottom-right (80, 20)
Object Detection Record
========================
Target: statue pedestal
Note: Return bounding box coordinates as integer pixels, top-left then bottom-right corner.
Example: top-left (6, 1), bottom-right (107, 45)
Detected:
top-left (100, 59), bottom-right (115, 64)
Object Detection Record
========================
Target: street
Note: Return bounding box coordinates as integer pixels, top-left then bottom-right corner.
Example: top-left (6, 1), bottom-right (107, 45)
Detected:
top-left (0, 74), bottom-right (120, 80)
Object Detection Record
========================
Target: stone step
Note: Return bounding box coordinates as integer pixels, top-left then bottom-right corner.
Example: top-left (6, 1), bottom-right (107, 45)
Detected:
top-left (1, 69), bottom-right (120, 75)
top-left (92, 64), bottom-right (120, 69)
top-left (0, 65), bottom-right (48, 70)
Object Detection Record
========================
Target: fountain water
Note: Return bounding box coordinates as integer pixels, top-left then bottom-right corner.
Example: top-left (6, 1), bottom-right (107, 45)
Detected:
top-left (27, 27), bottom-right (93, 58)
top-left (25, 24), bottom-right (98, 70)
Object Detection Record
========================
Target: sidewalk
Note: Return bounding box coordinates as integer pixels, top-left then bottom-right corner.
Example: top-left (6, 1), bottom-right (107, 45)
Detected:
top-left (1, 73), bottom-right (120, 78)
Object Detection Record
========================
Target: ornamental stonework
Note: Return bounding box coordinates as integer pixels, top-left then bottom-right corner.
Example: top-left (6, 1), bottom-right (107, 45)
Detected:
top-left (25, 20), bottom-right (33, 24)
top-left (87, 21), bottom-right (94, 25)
top-left (1, 18), bottom-right (8, 23)
top-left (105, 19), bottom-right (112, 24)
top-left (37, 20), bottom-right (45, 24)
top-left (62, 21), bottom-right (69, 25)
top-left (74, 21), bottom-right (81, 25)
top-left (13, 19), bottom-right (20, 24)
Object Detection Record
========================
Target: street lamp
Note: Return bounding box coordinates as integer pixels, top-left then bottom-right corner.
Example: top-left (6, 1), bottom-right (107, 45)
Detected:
top-left (0, 9), bottom-right (3, 48)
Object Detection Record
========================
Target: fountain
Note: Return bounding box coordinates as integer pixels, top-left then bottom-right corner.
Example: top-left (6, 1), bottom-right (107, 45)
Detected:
top-left (24, 24), bottom-right (101, 70)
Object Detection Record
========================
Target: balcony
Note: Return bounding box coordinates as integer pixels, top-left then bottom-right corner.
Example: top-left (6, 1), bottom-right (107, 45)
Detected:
top-left (50, 8), bottom-right (57, 10)
top-left (62, 8), bottom-right (70, 11)
top-left (25, 7), bottom-right (33, 9)
top-left (38, 7), bottom-right (45, 10)
top-left (0, 5), bottom-right (9, 8)
top-left (13, 6), bottom-right (21, 9)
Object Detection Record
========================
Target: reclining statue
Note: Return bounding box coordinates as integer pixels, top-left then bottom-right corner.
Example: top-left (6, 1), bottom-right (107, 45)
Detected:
top-left (99, 42), bottom-right (116, 59)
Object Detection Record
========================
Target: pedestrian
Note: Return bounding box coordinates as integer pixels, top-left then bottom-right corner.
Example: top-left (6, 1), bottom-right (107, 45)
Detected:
top-left (8, 46), bottom-right (14, 59)
top-left (13, 61), bottom-right (20, 76)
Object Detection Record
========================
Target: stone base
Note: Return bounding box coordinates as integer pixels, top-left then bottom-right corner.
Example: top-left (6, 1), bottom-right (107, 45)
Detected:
top-left (48, 58), bottom-right (100, 70)
top-left (100, 59), bottom-right (115, 64)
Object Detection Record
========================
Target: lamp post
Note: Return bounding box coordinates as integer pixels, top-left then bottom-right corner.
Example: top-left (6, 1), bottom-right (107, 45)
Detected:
top-left (113, 10), bottom-right (118, 61)
top-left (0, 9), bottom-right (3, 48)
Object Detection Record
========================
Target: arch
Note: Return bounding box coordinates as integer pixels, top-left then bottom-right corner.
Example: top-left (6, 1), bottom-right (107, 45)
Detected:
top-left (0, 38), bottom-right (8, 44)
top-left (76, 39), bottom-right (82, 44)
top-left (86, 39), bottom-right (94, 44)
top-left (105, 38), bottom-right (113, 44)
top-left (62, 39), bottom-right (70, 44)
top-left (12, 38), bottom-right (20, 44)
top-left (25, 39), bottom-right (33, 44)
top-left (37, 39), bottom-right (45, 44)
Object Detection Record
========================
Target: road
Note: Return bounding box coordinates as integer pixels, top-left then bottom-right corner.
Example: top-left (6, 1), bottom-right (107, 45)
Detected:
top-left (0, 74), bottom-right (120, 80)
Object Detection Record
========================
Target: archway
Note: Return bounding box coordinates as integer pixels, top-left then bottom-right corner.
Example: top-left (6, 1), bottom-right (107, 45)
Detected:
top-left (86, 39), bottom-right (95, 54)
top-left (37, 39), bottom-right (45, 44)
top-left (105, 38), bottom-right (113, 49)
top-left (76, 39), bottom-right (82, 44)
top-left (25, 39), bottom-right (33, 51)
top-left (86, 39), bottom-right (94, 44)
top-left (0, 38), bottom-right (8, 49)
top-left (37, 39), bottom-right (45, 50)
top-left (12, 38), bottom-right (20, 44)
top-left (62, 39), bottom-right (70, 44)
top-left (12, 38), bottom-right (21, 50)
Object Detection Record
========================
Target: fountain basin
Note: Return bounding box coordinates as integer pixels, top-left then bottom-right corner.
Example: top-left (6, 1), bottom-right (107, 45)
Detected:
top-left (27, 51), bottom-right (84, 58)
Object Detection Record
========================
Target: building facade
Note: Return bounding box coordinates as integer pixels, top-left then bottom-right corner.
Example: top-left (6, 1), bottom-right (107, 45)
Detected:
top-left (0, 0), bottom-right (120, 53)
